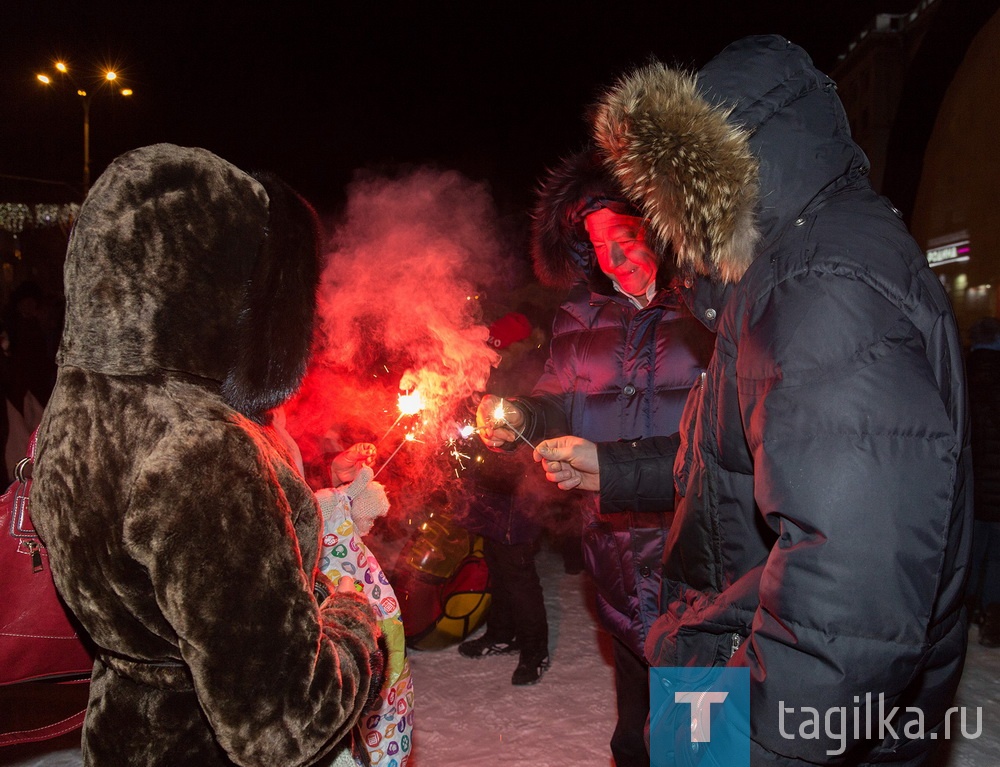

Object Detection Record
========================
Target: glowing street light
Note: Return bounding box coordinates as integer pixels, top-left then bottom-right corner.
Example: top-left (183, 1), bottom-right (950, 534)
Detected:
top-left (34, 60), bottom-right (134, 197)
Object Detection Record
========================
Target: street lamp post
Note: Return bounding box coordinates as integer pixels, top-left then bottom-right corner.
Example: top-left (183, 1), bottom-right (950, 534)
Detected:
top-left (82, 89), bottom-right (90, 194)
top-left (35, 61), bottom-right (133, 198)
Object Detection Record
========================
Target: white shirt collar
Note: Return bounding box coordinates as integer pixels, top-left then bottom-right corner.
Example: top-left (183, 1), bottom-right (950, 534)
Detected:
top-left (611, 280), bottom-right (657, 309)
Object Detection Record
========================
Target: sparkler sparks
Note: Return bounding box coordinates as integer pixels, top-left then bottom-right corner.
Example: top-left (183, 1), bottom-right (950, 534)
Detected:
top-left (491, 398), bottom-right (537, 451)
top-left (450, 444), bottom-right (472, 470)
top-left (378, 389), bottom-right (425, 445)
top-left (445, 422), bottom-right (487, 476)
top-left (398, 390), bottom-right (424, 415)
top-left (373, 432), bottom-right (420, 479)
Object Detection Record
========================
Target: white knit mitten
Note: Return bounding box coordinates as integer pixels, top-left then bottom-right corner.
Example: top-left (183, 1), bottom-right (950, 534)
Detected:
top-left (315, 486), bottom-right (350, 524)
top-left (340, 466), bottom-right (390, 535)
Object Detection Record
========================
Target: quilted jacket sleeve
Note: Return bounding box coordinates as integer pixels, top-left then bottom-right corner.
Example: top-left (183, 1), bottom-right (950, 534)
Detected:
top-left (123, 422), bottom-right (382, 767)
top-left (597, 435), bottom-right (680, 514)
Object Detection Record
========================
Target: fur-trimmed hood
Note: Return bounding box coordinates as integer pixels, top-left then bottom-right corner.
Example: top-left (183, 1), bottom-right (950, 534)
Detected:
top-left (57, 143), bottom-right (321, 417)
top-left (530, 148), bottom-right (649, 291)
top-left (593, 35), bottom-right (869, 283)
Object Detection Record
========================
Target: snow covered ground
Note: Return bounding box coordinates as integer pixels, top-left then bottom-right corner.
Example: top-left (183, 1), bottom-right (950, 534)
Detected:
top-left (2, 544), bottom-right (999, 767)
top-left (406, 547), bottom-right (616, 767)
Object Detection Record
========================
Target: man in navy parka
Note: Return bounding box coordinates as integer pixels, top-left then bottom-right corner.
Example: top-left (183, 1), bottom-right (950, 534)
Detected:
top-left (539, 35), bottom-right (973, 766)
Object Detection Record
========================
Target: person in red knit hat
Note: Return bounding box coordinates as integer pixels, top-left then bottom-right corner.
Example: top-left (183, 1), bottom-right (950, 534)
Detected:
top-left (486, 312), bottom-right (532, 350)
top-left (457, 310), bottom-right (555, 685)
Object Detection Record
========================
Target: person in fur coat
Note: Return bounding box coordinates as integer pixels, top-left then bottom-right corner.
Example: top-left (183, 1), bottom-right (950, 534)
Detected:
top-left (31, 143), bottom-right (384, 767)
top-left (535, 36), bottom-right (971, 766)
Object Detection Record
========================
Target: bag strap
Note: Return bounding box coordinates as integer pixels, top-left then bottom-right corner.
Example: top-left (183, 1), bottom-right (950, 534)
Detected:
top-left (11, 427), bottom-right (38, 486)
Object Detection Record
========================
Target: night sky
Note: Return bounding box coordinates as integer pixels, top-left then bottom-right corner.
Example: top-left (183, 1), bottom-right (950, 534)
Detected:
top-left (4, 0), bottom-right (919, 217)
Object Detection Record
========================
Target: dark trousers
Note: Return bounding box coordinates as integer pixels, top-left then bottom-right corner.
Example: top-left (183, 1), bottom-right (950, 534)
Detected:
top-left (969, 519), bottom-right (1000, 608)
top-left (610, 635), bottom-right (650, 767)
top-left (481, 537), bottom-right (548, 654)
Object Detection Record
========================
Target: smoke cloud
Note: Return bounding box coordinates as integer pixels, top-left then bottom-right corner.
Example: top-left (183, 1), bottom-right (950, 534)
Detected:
top-left (285, 166), bottom-right (522, 521)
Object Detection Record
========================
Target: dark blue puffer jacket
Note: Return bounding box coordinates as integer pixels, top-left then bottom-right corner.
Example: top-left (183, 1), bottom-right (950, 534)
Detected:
top-left (595, 36), bottom-right (972, 765)
top-left (517, 280), bottom-right (714, 656)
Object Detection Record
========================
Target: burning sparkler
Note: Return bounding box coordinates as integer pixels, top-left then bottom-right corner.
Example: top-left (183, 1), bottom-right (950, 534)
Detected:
top-left (491, 398), bottom-right (537, 451)
top-left (373, 432), bottom-right (420, 479)
top-left (378, 389), bottom-right (425, 445)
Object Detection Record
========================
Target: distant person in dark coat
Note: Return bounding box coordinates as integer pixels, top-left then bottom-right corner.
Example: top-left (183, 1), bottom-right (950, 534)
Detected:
top-left (6, 280), bottom-right (58, 409)
top-left (967, 316), bottom-right (1000, 646)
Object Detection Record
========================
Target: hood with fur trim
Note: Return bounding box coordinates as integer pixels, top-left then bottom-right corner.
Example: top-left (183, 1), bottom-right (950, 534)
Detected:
top-left (593, 35), bottom-right (869, 283)
top-left (58, 143), bottom-right (321, 418)
top-left (530, 148), bottom-right (649, 290)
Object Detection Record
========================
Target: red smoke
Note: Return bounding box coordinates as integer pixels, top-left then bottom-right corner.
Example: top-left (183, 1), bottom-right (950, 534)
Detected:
top-left (284, 166), bottom-right (516, 523)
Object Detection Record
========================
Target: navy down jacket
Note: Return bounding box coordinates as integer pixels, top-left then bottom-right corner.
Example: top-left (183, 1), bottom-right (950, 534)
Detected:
top-left (594, 36), bottom-right (973, 765)
top-left (518, 282), bottom-right (714, 657)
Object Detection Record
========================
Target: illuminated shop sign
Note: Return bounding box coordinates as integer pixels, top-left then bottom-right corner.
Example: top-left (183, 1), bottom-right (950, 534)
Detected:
top-left (926, 240), bottom-right (970, 267)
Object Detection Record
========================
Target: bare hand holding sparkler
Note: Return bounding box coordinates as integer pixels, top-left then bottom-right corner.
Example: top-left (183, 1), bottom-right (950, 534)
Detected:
top-left (331, 442), bottom-right (377, 484)
top-left (533, 435), bottom-right (601, 491)
top-left (475, 394), bottom-right (535, 450)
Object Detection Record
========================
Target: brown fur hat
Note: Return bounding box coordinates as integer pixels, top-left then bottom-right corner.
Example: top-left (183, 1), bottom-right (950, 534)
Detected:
top-left (58, 144), bottom-right (321, 419)
top-left (592, 62), bottom-right (760, 283)
top-left (530, 148), bottom-right (647, 290)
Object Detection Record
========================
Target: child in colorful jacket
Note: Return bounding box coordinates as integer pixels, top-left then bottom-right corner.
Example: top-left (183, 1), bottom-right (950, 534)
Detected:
top-left (317, 444), bottom-right (414, 767)
top-left (271, 411), bottom-right (414, 767)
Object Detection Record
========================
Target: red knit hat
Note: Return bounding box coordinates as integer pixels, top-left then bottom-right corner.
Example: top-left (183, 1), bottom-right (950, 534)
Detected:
top-left (487, 312), bottom-right (532, 349)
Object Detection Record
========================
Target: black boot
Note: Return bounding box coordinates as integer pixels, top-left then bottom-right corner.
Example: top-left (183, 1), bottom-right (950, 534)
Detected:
top-left (458, 635), bottom-right (519, 658)
top-left (511, 648), bottom-right (550, 686)
top-left (980, 603), bottom-right (1000, 647)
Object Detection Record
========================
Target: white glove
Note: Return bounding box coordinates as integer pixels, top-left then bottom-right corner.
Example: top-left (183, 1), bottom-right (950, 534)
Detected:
top-left (340, 466), bottom-right (390, 536)
top-left (315, 487), bottom-right (350, 524)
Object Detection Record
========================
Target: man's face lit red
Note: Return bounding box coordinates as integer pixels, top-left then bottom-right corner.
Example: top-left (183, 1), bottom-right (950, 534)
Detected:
top-left (584, 208), bottom-right (657, 298)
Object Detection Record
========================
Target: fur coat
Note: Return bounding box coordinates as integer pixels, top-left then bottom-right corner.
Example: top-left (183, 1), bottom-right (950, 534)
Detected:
top-left (31, 144), bottom-right (382, 767)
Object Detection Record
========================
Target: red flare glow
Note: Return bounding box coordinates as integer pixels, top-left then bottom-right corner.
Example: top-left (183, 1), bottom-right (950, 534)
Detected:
top-left (281, 166), bottom-right (525, 525)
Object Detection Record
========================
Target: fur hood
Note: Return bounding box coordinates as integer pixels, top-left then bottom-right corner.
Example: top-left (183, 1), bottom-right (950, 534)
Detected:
top-left (530, 148), bottom-right (648, 291)
top-left (57, 144), bottom-right (321, 418)
top-left (593, 35), bottom-right (869, 283)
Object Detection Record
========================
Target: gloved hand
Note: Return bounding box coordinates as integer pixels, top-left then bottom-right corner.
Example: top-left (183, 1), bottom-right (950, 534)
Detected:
top-left (341, 465), bottom-right (390, 536)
